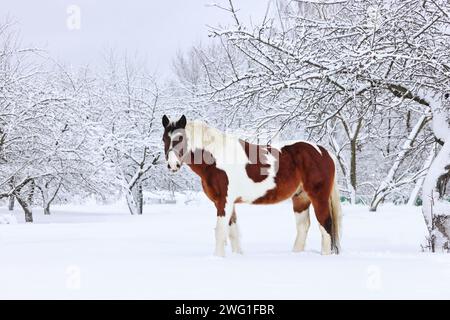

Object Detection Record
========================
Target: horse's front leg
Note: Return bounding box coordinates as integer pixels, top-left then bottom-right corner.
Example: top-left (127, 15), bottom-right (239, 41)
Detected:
top-left (229, 208), bottom-right (243, 254)
top-left (214, 200), bottom-right (234, 257)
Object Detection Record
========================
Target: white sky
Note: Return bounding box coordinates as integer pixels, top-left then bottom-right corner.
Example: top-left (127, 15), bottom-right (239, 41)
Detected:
top-left (4, 0), bottom-right (271, 76)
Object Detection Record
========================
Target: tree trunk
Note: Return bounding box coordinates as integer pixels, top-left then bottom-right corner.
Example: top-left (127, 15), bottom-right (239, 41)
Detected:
top-left (44, 203), bottom-right (51, 215)
top-left (422, 141), bottom-right (450, 252)
top-left (15, 195), bottom-right (33, 223)
top-left (8, 195), bottom-right (15, 211)
top-left (125, 181), bottom-right (143, 215)
top-left (421, 93), bottom-right (450, 252)
top-left (387, 113), bottom-right (391, 155)
top-left (407, 147), bottom-right (435, 206)
top-left (8, 176), bottom-right (15, 211)
top-left (28, 179), bottom-right (35, 205)
top-left (38, 182), bottom-right (61, 216)
top-left (125, 191), bottom-right (136, 215)
top-left (350, 139), bottom-right (357, 204)
top-left (137, 183), bottom-right (143, 215)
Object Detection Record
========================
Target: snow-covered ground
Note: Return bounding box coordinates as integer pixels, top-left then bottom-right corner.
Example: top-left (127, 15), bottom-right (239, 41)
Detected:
top-left (1, 195), bottom-right (450, 299)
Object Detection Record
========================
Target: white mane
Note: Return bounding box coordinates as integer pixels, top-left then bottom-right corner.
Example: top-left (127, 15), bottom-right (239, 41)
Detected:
top-left (185, 120), bottom-right (248, 166)
top-left (185, 120), bottom-right (225, 150)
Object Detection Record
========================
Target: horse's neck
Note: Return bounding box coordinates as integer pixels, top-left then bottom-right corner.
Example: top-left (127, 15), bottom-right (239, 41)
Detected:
top-left (186, 149), bottom-right (221, 182)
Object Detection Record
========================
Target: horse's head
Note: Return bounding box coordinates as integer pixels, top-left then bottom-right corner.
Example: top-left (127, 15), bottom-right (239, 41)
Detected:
top-left (162, 114), bottom-right (187, 172)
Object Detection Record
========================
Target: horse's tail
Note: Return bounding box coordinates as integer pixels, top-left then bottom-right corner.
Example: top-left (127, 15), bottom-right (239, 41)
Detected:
top-left (329, 156), bottom-right (342, 254)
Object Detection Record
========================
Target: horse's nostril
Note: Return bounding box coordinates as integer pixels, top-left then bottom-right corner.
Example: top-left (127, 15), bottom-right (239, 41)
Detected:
top-left (176, 163), bottom-right (181, 168)
top-left (167, 164), bottom-right (171, 169)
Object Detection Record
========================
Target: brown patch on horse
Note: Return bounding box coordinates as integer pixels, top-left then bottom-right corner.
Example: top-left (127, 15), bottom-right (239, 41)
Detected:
top-left (253, 142), bottom-right (335, 229)
top-left (187, 149), bottom-right (229, 216)
top-left (239, 139), bottom-right (280, 183)
top-left (291, 143), bottom-right (335, 233)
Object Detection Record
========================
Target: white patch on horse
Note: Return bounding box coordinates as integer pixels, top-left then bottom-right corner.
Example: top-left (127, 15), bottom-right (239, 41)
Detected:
top-left (167, 130), bottom-right (185, 170)
top-left (215, 216), bottom-right (228, 257)
top-left (185, 121), bottom-right (277, 204)
top-left (229, 221), bottom-right (242, 254)
top-left (293, 209), bottom-right (310, 252)
top-left (167, 151), bottom-right (179, 168)
top-left (319, 225), bottom-right (332, 255)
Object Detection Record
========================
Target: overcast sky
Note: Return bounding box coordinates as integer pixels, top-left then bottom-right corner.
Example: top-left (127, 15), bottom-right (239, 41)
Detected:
top-left (3, 0), bottom-right (271, 76)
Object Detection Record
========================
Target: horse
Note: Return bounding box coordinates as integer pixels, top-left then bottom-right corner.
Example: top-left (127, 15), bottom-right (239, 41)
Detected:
top-left (162, 114), bottom-right (342, 257)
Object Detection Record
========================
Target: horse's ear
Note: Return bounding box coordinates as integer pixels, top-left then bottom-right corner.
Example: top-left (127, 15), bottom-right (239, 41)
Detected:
top-left (162, 115), bottom-right (170, 128)
top-left (178, 115), bottom-right (187, 128)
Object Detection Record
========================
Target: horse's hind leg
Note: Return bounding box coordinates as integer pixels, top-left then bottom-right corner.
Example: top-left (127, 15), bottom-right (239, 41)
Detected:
top-left (228, 208), bottom-right (243, 254)
top-left (292, 192), bottom-right (311, 252)
top-left (310, 196), bottom-right (332, 255)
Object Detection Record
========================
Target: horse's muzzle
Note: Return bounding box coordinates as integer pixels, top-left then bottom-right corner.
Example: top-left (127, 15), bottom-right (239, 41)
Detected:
top-left (167, 162), bottom-right (181, 172)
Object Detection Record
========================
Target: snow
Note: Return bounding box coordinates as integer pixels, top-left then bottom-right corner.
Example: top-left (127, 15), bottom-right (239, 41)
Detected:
top-left (1, 197), bottom-right (450, 299)
top-left (0, 213), bottom-right (17, 225)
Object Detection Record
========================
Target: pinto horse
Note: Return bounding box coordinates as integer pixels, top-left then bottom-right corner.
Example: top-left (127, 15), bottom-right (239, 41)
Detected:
top-left (162, 115), bottom-right (342, 257)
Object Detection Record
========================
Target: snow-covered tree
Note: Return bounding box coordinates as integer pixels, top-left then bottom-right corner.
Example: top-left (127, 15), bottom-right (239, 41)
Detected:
top-left (203, 0), bottom-right (450, 248)
top-left (92, 54), bottom-right (166, 215)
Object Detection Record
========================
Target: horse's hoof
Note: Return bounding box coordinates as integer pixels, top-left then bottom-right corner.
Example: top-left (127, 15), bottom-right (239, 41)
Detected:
top-left (214, 250), bottom-right (226, 258)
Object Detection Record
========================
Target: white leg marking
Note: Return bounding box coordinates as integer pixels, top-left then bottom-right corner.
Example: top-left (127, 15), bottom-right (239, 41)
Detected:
top-left (229, 222), bottom-right (243, 254)
top-left (319, 225), bottom-right (332, 255)
top-left (293, 209), bottom-right (310, 252)
top-left (214, 202), bottom-right (234, 257)
top-left (215, 216), bottom-right (227, 257)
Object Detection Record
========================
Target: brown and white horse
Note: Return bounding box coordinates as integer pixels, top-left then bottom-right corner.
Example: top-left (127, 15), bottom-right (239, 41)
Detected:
top-left (162, 115), bottom-right (342, 257)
